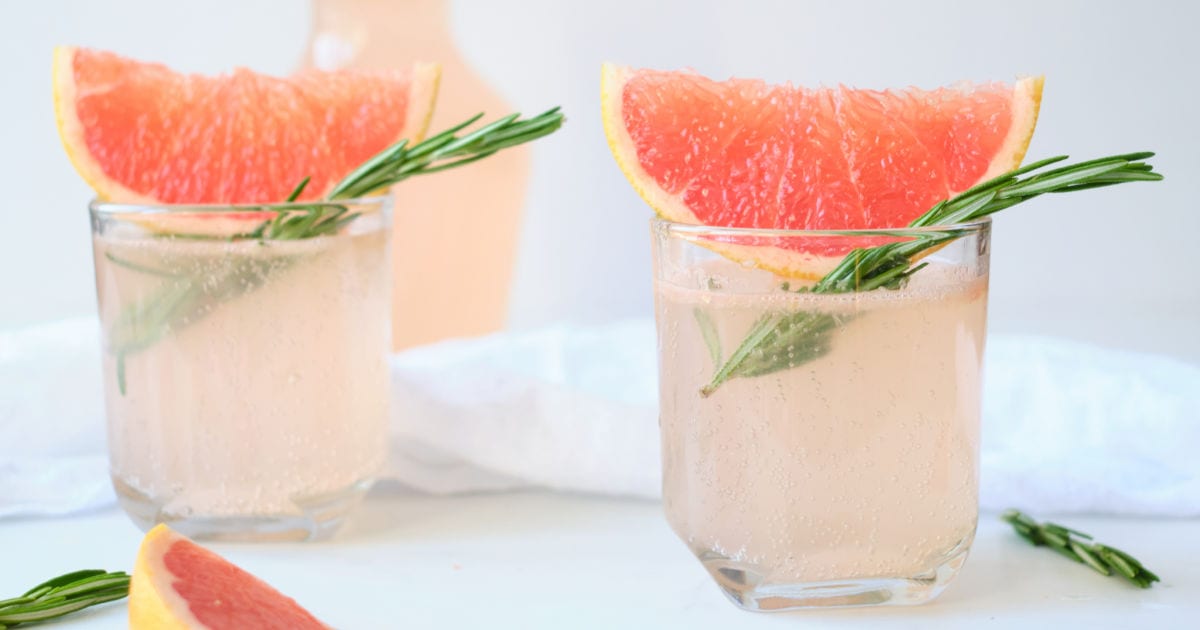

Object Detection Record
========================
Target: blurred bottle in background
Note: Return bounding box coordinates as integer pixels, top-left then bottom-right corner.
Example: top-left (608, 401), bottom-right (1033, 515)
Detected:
top-left (302, 0), bottom-right (531, 350)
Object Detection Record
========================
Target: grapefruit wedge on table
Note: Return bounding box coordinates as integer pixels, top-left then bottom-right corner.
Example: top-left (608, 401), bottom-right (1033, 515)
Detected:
top-left (601, 64), bottom-right (1042, 276)
top-left (129, 524), bottom-right (327, 629)
top-left (53, 46), bottom-right (440, 204)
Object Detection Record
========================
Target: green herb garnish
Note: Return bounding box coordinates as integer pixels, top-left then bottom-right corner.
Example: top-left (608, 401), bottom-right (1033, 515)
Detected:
top-left (700, 152), bottom-right (1162, 396)
top-left (1002, 509), bottom-right (1160, 588)
top-left (0, 570), bottom-right (130, 627)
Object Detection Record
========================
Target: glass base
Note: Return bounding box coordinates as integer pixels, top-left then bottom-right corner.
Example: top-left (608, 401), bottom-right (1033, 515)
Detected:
top-left (112, 477), bottom-right (373, 542)
top-left (698, 542), bottom-right (971, 611)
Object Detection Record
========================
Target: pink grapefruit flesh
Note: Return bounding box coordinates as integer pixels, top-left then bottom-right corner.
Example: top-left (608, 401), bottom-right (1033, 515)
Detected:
top-left (602, 64), bottom-right (1042, 274)
top-left (129, 524), bottom-right (327, 629)
top-left (54, 46), bottom-right (440, 204)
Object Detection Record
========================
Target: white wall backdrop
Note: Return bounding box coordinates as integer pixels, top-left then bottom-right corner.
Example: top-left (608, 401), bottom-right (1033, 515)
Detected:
top-left (3, 0), bottom-right (1197, 361)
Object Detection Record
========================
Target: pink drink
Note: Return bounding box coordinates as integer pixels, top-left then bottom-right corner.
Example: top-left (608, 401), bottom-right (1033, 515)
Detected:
top-left (653, 221), bottom-right (989, 609)
top-left (91, 200), bottom-right (390, 541)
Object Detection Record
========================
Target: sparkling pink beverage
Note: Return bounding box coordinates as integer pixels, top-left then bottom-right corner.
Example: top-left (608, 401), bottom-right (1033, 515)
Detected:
top-left (652, 219), bottom-right (990, 609)
top-left (90, 199), bottom-right (391, 541)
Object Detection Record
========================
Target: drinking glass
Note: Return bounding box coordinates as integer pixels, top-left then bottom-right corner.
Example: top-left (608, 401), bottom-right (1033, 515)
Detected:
top-left (651, 218), bottom-right (990, 609)
top-left (90, 197), bottom-right (391, 541)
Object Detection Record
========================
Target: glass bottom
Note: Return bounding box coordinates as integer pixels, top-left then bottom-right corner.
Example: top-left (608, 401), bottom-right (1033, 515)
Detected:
top-left (697, 539), bottom-right (972, 611)
top-left (112, 476), bottom-right (373, 542)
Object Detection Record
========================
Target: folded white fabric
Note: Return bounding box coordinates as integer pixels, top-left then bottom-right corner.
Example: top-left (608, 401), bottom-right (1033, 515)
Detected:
top-left (982, 338), bottom-right (1200, 515)
top-left (389, 320), bottom-right (660, 497)
top-left (0, 318), bottom-right (114, 517)
top-left (2, 317), bottom-right (1197, 518)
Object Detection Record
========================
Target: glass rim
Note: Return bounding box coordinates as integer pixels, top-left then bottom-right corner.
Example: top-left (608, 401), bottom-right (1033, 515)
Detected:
top-left (652, 215), bottom-right (991, 238)
top-left (88, 195), bottom-right (390, 215)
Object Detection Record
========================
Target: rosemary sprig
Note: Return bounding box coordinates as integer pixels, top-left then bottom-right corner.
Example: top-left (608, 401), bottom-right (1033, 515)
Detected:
top-left (0, 570), bottom-right (130, 627)
top-left (1002, 509), bottom-right (1160, 588)
top-left (327, 107), bottom-right (564, 199)
top-left (106, 109), bottom-right (564, 394)
top-left (700, 152), bottom-right (1162, 396)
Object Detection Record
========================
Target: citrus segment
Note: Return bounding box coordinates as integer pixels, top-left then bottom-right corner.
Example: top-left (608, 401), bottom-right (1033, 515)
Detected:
top-left (54, 47), bottom-right (440, 204)
top-left (129, 524), bottom-right (327, 629)
top-left (602, 64), bottom-right (1042, 274)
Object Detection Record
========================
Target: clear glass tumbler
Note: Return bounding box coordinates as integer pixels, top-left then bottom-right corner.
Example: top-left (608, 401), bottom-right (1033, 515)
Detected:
top-left (90, 197), bottom-right (392, 541)
top-left (652, 218), bottom-right (991, 610)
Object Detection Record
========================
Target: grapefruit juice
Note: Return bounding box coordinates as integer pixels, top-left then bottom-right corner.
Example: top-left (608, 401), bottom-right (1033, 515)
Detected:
top-left (90, 200), bottom-right (391, 541)
top-left (652, 220), bottom-right (990, 609)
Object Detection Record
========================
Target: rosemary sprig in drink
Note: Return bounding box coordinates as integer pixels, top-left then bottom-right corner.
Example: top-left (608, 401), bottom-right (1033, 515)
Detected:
top-left (106, 109), bottom-right (564, 394)
top-left (1002, 509), bottom-right (1160, 588)
top-left (0, 570), bottom-right (130, 627)
top-left (700, 152), bottom-right (1162, 396)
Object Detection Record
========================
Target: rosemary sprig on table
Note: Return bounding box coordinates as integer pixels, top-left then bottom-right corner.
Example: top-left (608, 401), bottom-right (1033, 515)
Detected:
top-left (0, 570), bottom-right (129, 627)
top-left (107, 108), bottom-right (564, 394)
top-left (700, 152), bottom-right (1162, 396)
top-left (1002, 509), bottom-right (1160, 588)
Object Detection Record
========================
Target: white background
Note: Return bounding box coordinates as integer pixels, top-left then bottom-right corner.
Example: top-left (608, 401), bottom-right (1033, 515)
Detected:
top-left (2, 0), bottom-right (1197, 361)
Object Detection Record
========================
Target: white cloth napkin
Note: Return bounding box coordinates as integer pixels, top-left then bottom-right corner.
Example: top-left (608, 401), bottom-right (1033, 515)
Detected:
top-left (0, 319), bottom-right (113, 517)
top-left (2, 317), bottom-right (1197, 519)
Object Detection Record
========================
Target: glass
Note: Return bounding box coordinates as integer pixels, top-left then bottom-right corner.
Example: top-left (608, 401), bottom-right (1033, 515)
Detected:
top-left (651, 218), bottom-right (990, 610)
top-left (89, 198), bottom-right (392, 541)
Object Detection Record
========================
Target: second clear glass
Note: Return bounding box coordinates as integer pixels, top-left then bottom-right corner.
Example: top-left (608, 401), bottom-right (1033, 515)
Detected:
top-left (652, 218), bottom-right (991, 610)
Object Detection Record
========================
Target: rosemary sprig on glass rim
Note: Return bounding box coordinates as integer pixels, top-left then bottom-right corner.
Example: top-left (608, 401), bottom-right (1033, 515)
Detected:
top-left (700, 152), bottom-right (1163, 396)
top-left (106, 108), bottom-right (565, 394)
top-left (148, 106), bottom-right (566, 243)
top-left (327, 107), bottom-right (564, 200)
top-left (0, 570), bottom-right (130, 627)
top-left (1002, 509), bottom-right (1160, 588)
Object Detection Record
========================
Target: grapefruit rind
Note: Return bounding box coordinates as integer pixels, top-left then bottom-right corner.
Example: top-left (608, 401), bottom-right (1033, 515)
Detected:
top-left (128, 524), bottom-right (201, 630)
top-left (54, 46), bottom-right (157, 204)
top-left (404, 62), bottom-right (442, 147)
top-left (979, 75), bottom-right (1043, 181)
top-left (128, 524), bottom-right (328, 630)
top-left (601, 64), bottom-right (701, 226)
top-left (601, 63), bottom-right (1042, 279)
top-left (601, 64), bottom-right (836, 279)
top-left (53, 47), bottom-right (442, 204)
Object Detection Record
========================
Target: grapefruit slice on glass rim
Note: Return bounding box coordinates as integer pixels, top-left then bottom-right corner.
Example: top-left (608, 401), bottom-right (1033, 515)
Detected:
top-left (601, 64), bottom-right (1042, 277)
top-left (54, 46), bottom-right (439, 234)
top-left (128, 524), bottom-right (327, 629)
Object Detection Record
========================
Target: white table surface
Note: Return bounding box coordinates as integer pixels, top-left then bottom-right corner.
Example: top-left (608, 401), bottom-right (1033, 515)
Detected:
top-left (0, 489), bottom-right (1195, 629)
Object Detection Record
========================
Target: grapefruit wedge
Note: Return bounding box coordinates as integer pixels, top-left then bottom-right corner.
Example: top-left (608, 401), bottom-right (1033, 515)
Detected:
top-left (54, 47), bottom-right (440, 204)
top-left (129, 524), bottom-right (327, 629)
top-left (602, 64), bottom-right (1042, 276)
